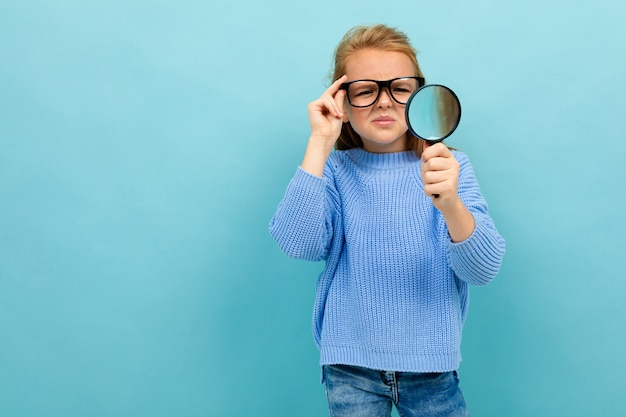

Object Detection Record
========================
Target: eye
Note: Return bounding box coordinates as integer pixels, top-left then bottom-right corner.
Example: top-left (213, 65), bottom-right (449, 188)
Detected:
top-left (392, 81), bottom-right (415, 93)
top-left (392, 86), bottom-right (412, 94)
top-left (355, 89), bottom-right (374, 97)
top-left (352, 87), bottom-right (376, 97)
top-left (349, 81), bottom-right (378, 97)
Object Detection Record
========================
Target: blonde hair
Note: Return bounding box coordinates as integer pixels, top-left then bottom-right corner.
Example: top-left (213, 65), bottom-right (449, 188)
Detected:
top-left (330, 24), bottom-right (425, 155)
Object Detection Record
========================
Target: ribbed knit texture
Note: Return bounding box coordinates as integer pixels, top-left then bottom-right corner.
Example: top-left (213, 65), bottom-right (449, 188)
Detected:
top-left (269, 148), bottom-right (505, 373)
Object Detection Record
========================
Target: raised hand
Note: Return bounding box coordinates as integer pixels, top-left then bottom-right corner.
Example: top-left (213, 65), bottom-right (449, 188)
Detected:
top-left (301, 75), bottom-right (348, 176)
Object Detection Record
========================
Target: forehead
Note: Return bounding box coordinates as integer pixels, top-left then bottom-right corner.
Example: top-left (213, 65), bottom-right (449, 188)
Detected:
top-left (344, 49), bottom-right (414, 81)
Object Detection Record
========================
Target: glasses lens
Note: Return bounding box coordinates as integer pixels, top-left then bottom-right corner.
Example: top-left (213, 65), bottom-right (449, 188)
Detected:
top-left (347, 78), bottom-right (420, 107)
top-left (347, 81), bottom-right (379, 107)
top-left (389, 78), bottom-right (419, 104)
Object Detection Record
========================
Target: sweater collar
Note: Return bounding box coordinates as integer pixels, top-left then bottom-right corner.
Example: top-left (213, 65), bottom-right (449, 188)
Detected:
top-left (345, 148), bottom-right (420, 169)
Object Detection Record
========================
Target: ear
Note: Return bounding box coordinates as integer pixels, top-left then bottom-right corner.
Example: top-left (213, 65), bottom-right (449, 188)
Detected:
top-left (341, 103), bottom-right (350, 123)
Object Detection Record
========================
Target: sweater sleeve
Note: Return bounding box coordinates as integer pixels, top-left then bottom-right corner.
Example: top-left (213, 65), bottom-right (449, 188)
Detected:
top-left (447, 152), bottom-right (505, 286)
top-left (269, 166), bottom-right (338, 262)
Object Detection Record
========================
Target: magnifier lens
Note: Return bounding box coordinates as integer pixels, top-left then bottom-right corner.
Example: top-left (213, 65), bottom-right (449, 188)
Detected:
top-left (405, 85), bottom-right (461, 144)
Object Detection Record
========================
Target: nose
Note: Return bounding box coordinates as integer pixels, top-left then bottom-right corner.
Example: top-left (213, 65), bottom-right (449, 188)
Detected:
top-left (376, 87), bottom-right (393, 108)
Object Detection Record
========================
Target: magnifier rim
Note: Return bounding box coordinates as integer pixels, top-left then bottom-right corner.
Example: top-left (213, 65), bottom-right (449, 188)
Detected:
top-left (405, 84), bottom-right (462, 144)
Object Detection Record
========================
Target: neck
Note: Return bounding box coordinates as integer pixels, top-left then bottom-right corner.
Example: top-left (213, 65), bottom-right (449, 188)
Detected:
top-left (363, 134), bottom-right (409, 154)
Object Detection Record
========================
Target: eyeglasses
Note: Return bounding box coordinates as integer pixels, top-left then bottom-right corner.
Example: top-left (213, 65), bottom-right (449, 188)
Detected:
top-left (340, 76), bottom-right (425, 108)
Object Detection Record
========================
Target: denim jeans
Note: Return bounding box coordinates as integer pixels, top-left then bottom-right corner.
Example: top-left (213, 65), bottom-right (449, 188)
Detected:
top-left (323, 364), bottom-right (470, 417)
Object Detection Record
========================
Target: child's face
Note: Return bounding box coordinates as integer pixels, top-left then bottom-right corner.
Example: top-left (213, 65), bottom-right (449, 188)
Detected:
top-left (343, 49), bottom-right (415, 153)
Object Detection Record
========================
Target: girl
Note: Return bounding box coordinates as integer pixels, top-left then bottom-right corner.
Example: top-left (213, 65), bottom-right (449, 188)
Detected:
top-left (269, 24), bottom-right (505, 417)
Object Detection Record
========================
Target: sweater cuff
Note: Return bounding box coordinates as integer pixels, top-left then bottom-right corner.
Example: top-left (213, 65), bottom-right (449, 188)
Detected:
top-left (448, 219), bottom-right (505, 285)
top-left (291, 166), bottom-right (326, 191)
top-left (449, 219), bottom-right (502, 256)
top-left (449, 220), bottom-right (481, 254)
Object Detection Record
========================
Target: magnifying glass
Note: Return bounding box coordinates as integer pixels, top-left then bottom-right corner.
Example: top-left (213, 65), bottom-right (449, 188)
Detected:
top-left (405, 84), bottom-right (461, 144)
top-left (405, 84), bottom-right (461, 198)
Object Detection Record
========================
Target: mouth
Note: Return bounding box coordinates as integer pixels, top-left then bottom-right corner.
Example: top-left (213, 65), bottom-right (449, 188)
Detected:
top-left (372, 116), bottom-right (395, 127)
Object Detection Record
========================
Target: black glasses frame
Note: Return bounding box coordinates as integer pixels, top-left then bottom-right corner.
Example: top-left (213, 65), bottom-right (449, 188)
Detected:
top-left (340, 76), bottom-right (426, 108)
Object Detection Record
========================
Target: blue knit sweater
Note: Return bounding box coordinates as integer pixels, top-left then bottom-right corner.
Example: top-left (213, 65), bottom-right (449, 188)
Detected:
top-left (269, 148), bottom-right (505, 373)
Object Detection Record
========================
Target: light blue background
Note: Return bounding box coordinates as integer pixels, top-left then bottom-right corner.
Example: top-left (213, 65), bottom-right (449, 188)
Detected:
top-left (1, 0), bottom-right (625, 416)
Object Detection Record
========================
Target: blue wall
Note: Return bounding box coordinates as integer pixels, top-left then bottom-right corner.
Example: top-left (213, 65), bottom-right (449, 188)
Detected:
top-left (1, 1), bottom-right (625, 416)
